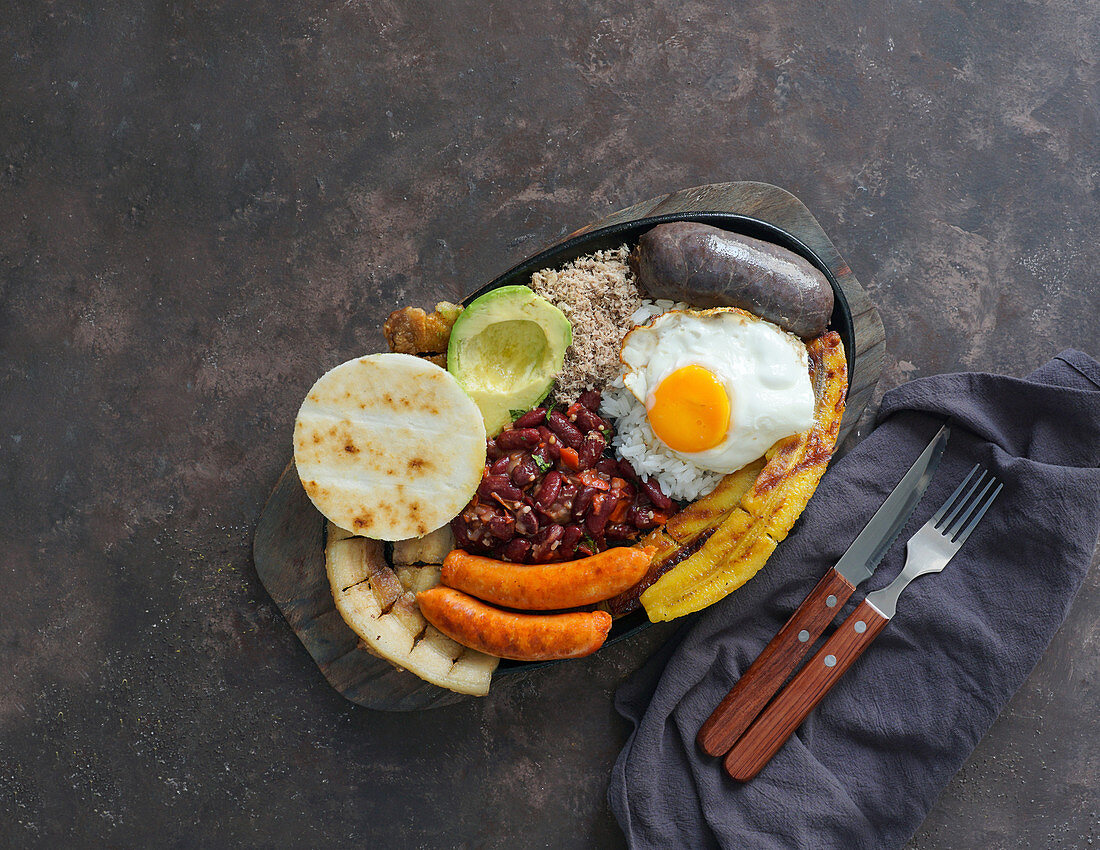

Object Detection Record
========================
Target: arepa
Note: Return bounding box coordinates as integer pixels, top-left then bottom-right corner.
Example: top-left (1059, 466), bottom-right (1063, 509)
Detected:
top-left (294, 353), bottom-right (486, 540)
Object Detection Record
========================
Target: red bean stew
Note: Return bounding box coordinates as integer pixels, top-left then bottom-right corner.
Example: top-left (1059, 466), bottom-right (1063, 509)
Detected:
top-left (451, 391), bottom-right (675, 563)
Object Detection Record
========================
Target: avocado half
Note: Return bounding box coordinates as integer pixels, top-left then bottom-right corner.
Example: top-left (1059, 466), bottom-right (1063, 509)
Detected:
top-left (447, 285), bottom-right (572, 436)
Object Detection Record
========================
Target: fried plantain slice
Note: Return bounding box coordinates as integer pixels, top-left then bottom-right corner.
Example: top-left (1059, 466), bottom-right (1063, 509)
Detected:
top-left (325, 533), bottom-right (499, 695)
top-left (392, 525), bottom-right (455, 566)
top-left (606, 444), bottom-right (770, 616)
top-left (664, 457), bottom-right (766, 544)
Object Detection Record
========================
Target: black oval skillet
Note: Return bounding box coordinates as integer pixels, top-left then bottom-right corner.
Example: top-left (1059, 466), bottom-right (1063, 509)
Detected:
top-left (458, 212), bottom-right (854, 675)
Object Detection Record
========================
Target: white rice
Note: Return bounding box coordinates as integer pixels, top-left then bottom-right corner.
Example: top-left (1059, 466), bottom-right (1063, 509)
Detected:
top-left (598, 299), bottom-right (725, 502)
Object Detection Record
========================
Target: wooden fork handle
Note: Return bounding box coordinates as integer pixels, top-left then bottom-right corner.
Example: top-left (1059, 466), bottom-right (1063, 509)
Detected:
top-left (697, 567), bottom-right (856, 757)
top-left (723, 598), bottom-right (890, 781)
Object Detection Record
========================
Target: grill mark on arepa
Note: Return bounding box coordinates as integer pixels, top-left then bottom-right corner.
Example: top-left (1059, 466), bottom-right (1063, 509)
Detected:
top-left (300, 404), bottom-right (465, 438)
top-left (298, 470), bottom-right (469, 498)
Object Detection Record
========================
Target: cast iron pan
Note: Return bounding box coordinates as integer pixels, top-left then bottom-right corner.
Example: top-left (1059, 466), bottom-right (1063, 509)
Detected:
top-left (462, 212), bottom-right (854, 674)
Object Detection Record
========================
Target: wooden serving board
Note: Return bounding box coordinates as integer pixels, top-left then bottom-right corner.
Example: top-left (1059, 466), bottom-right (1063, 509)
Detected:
top-left (253, 181), bottom-right (885, 711)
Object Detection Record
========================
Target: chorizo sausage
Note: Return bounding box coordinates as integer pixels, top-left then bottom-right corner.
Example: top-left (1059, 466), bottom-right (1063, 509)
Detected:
top-left (441, 546), bottom-right (655, 610)
top-left (417, 586), bottom-right (613, 661)
top-left (629, 222), bottom-right (834, 339)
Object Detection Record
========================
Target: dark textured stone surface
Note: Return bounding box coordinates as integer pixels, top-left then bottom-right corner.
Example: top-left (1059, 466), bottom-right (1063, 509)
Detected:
top-left (2, 1), bottom-right (1097, 847)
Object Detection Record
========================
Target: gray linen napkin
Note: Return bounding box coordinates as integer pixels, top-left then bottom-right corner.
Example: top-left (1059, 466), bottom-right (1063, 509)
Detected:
top-left (608, 350), bottom-right (1100, 849)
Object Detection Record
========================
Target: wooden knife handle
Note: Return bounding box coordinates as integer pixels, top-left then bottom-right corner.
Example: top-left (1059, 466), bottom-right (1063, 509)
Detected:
top-left (723, 598), bottom-right (890, 781)
top-left (697, 567), bottom-right (857, 757)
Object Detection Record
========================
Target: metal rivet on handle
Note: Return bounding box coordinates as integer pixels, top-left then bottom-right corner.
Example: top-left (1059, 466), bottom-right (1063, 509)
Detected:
top-left (826, 595), bottom-right (837, 608)
top-left (798, 630), bottom-right (810, 643)
top-left (854, 620), bottom-right (867, 633)
top-left (824, 655), bottom-right (837, 667)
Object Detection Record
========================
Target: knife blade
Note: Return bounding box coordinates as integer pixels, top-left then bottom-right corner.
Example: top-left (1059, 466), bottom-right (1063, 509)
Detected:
top-left (697, 422), bottom-right (950, 757)
top-left (833, 423), bottom-right (951, 586)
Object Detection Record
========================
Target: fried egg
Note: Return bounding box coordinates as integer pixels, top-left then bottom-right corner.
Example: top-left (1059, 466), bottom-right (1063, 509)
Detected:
top-left (619, 308), bottom-right (815, 473)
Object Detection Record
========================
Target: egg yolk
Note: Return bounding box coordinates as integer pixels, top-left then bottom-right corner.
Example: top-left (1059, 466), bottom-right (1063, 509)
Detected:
top-left (647, 365), bottom-right (731, 453)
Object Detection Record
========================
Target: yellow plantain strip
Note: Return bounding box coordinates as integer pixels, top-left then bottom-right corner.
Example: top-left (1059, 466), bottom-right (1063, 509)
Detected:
top-left (608, 458), bottom-right (768, 616)
top-left (664, 458), bottom-right (765, 544)
top-left (642, 436), bottom-right (814, 620)
top-left (642, 509), bottom-right (756, 605)
top-left (655, 528), bottom-right (780, 620)
top-left (758, 445), bottom-right (834, 542)
top-left (644, 527), bottom-right (682, 564)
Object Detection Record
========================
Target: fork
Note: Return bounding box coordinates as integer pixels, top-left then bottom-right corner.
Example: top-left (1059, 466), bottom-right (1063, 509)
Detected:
top-left (723, 464), bottom-right (1003, 782)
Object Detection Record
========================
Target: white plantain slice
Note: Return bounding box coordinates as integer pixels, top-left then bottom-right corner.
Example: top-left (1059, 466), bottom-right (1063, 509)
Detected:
top-left (325, 536), bottom-right (498, 695)
top-left (327, 521), bottom-right (356, 543)
top-left (330, 523), bottom-right (445, 599)
top-left (394, 564), bottom-right (444, 595)
top-left (392, 525), bottom-right (455, 566)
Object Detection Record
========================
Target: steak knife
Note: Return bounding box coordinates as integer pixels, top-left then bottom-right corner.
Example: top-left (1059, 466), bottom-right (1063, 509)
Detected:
top-left (697, 423), bottom-right (950, 757)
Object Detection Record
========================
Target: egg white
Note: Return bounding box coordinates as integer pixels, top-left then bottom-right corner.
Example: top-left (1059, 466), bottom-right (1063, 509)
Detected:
top-left (619, 308), bottom-right (815, 473)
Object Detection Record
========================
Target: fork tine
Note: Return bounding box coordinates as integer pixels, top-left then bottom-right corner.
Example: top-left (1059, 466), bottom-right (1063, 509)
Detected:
top-left (932, 464), bottom-right (980, 526)
top-left (941, 468), bottom-right (989, 532)
top-left (946, 474), bottom-right (996, 539)
top-left (950, 480), bottom-right (1003, 545)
